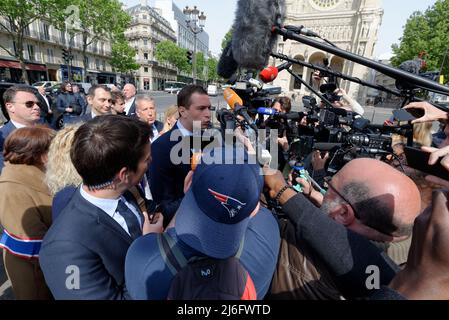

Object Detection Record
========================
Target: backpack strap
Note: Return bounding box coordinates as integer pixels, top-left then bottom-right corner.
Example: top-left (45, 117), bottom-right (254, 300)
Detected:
top-left (235, 236), bottom-right (245, 259)
top-left (158, 232), bottom-right (246, 275)
top-left (157, 232), bottom-right (188, 276)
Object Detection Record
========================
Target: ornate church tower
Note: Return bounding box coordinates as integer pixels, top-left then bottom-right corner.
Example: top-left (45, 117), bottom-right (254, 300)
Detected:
top-left (273, 0), bottom-right (383, 102)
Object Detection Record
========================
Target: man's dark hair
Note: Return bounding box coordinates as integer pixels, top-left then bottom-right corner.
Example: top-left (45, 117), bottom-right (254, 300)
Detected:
top-left (3, 86), bottom-right (37, 104)
top-left (342, 182), bottom-right (413, 237)
top-left (177, 85), bottom-right (207, 109)
top-left (87, 84), bottom-right (111, 98)
top-left (70, 115), bottom-right (151, 187)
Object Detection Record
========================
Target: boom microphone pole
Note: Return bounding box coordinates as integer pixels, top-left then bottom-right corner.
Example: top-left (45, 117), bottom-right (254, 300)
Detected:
top-left (271, 53), bottom-right (405, 98)
top-left (272, 26), bottom-right (449, 105)
top-left (285, 68), bottom-right (335, 109)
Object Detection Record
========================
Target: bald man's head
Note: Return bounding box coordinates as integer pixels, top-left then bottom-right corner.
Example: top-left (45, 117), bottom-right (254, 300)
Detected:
top-left (323, 158), bottom-right (421, 240)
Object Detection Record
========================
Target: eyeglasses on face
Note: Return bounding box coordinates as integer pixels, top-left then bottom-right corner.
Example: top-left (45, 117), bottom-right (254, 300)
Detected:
top-left (13, 101), bottom-right (40, 108)
top-left (324, 176), bottom-right (360, 219)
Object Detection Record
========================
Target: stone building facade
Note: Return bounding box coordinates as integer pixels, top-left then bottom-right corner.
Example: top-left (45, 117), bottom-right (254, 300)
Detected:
top-left (272, 0), bottom-right (383, 103)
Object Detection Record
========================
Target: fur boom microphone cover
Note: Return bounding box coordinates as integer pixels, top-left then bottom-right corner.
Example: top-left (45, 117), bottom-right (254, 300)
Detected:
top-left (231, 0), bottom-right (286, 71)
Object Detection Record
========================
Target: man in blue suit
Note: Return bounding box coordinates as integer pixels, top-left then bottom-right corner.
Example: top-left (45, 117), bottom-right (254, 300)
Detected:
top-left (0, 86), bottom-right (41, 171)
top-left (149, 85), bottom-right (212, 226)
top-left (39, 115), bottom-right (152, 299)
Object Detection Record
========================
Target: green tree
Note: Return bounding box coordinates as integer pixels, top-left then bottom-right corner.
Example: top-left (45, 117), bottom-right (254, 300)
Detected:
top-left (221, 28), bottom-right (233, 51)
top-left (392, 0), bottom-right (449, 81)
top-left (155, 40), bottom-right (190, 78)
top-left (0, 0), bottom-right (67, 84)
top-left (206, 57), bottom-right (218, 83)
top-left (110, 34), bottom-right (139, 75)
top-left (60, 0), bottom-right (131, 82)
top-left (195, 52), bottom-right (206, 80)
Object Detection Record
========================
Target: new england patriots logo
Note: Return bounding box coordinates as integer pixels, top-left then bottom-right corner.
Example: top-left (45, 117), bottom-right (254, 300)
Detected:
top-left (208, 189), bottom-right (246, 219)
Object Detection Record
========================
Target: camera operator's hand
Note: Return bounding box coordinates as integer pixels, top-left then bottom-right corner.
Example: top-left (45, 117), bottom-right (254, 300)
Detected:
top-left (263, 167), bottom-right (296, 205)
top-left (277, 133), bottom-right (289, 152)
top-left (312, 150), bottom-right (330, 171)
top-left (422, 145), bottom-right (449, 171)
top-left (235, 126), bottom-right (256, 155)
top-left (389, 191), bottom-right (449, 299)
top-left (404, 101), bottom-right (448, 124)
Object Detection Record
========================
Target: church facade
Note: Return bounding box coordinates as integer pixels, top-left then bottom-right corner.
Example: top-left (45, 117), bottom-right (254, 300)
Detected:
top-left (272, 0), bottom-right (383, 103)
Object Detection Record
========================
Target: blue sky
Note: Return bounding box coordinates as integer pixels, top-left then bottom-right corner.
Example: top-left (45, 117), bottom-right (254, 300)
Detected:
top-left (123, 0), bottom-right (437, 58)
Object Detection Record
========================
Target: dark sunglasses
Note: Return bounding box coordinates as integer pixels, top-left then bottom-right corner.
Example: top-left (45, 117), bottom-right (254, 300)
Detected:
top-left (14, 101), bottom-right (40, 108)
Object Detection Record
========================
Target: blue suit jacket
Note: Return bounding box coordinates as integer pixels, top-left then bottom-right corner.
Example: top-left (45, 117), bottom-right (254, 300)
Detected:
top-left (149, 124), bottom-right (191, 225)
top-left (0, 121), bottom-right (17, 172)
top-left (39, 188), bottom-right (135, 300)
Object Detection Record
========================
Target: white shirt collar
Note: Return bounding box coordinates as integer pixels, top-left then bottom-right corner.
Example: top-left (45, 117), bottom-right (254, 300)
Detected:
top-left (79, 185), bottom-right (119, 217)
top-left (10, 120), bottom-right (27, 129)
top-left (176, 120), bottom-right (192, 137)
top-left (124, 97), bottom-right (136, 115)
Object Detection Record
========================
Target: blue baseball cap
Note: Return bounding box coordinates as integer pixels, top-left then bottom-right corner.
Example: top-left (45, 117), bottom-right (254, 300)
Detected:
top-left (176, 148), bottom-right (263, 259)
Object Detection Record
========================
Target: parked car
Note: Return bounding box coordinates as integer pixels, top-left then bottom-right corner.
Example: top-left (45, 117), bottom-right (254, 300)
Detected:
top-left (32, 81), bottom-right (59, 90)
top-left (207, 84), bottom-right (218, 96)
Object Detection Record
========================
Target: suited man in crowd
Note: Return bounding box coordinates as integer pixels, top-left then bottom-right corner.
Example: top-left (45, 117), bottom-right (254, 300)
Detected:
top-left (135, 94), bottom-right (163, 143)
top-left (78, 84), bottom-right (112, 123)
top-left (123, 84), bottom-right (137, 117)
top-left (0, 86), bottom-right (41, 171)
top-left (37, 86), bottom-right (53, 125)
top-left (149, 85), bottom-right (212, 225)
top-left (39, 115), bottom-right (152, 299)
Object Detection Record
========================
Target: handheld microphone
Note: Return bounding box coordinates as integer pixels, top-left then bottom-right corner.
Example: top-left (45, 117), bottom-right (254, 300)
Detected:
top-left (223, 88), bottom-right (258, 131)
top-left (259, 61), bottom-right (292, 83)
top-left (231, 0), bottom-right (286, 70)
top-left (257, 107), bottom-right (278, 116)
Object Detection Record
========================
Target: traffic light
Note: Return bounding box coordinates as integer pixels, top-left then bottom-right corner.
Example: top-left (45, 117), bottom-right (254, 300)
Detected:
top-left (187, 50), bottom-right (193, 65)
top-left (62, 48), bottom-right (69, 63)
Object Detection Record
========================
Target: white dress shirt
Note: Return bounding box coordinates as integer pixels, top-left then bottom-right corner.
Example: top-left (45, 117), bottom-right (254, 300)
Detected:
top-left (124, 97), bottom-right (136, 115)
top-left (79, 186), bottom-right (142, 236)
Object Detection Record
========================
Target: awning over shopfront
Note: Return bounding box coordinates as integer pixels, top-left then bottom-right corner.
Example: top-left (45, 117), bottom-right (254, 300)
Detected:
top-left (0, 60), bottom-right (47, 72)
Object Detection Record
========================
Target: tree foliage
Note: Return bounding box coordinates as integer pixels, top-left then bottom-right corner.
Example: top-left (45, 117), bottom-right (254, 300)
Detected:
top-left (221, 28), bottom-right (233, 51)
top-left (206, 57), bottom-right (218, 83)
top-left (110, 34), bottom-right (139, 74)
top-left (155, 40), bottom-right (190, 73)
top-left (0, 0), bottom-right (67, 83)
top-left (60, 0), bottom-right (131, 82)
top-left (196, 51), bottom-right (205, 80)
top-left (392, 0), bottom-right (449, 80)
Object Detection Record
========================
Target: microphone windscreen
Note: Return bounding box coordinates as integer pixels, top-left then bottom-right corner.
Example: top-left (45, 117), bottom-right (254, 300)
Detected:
top-left (231, 0), bottom-right (286, 70)
top-left (217, 41), bottom-right (239, 79)
top-left (260, 66), bottom-right (278, 83)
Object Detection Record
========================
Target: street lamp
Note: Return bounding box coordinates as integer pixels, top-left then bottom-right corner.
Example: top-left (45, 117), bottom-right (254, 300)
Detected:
top-left (183, 5), bottom-right (206, 85)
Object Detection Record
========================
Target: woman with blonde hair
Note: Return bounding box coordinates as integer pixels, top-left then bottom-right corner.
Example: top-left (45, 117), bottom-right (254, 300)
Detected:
top-left (44, 124), bottom-right (83, 220)
top-left (0, 126), bottom-right (55, 299)
top-left (160, 104), bottom-right (179, 135)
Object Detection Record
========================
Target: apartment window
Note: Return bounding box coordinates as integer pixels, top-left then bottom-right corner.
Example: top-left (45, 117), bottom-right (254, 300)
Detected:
top-left (24, 25), bottom-right (31, 36)
top-left (84, 56), bottom-right (89, 67)
top-left (12, 41), bottom-right (18, 56)
top-left (60, 30), bottom-right (66, 44)
top-left (143, 15), bottom-right (147, 19)
top-left (144, 67), bottom-right (148, 72)
top-left (144, 53), bottom-right (148, 60)
top-left (42, 23), bottom-right (50, 40)
top-left (143, 39), bottom-right (148, 45)
top-left (102, 60), bottom-right (106, 71)
top-left (95, 58), bottom-right (100, 69)
top-left (47, 48), bottom-right (54, 63)
top-left (27, 44), bottom-right (35, 61)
